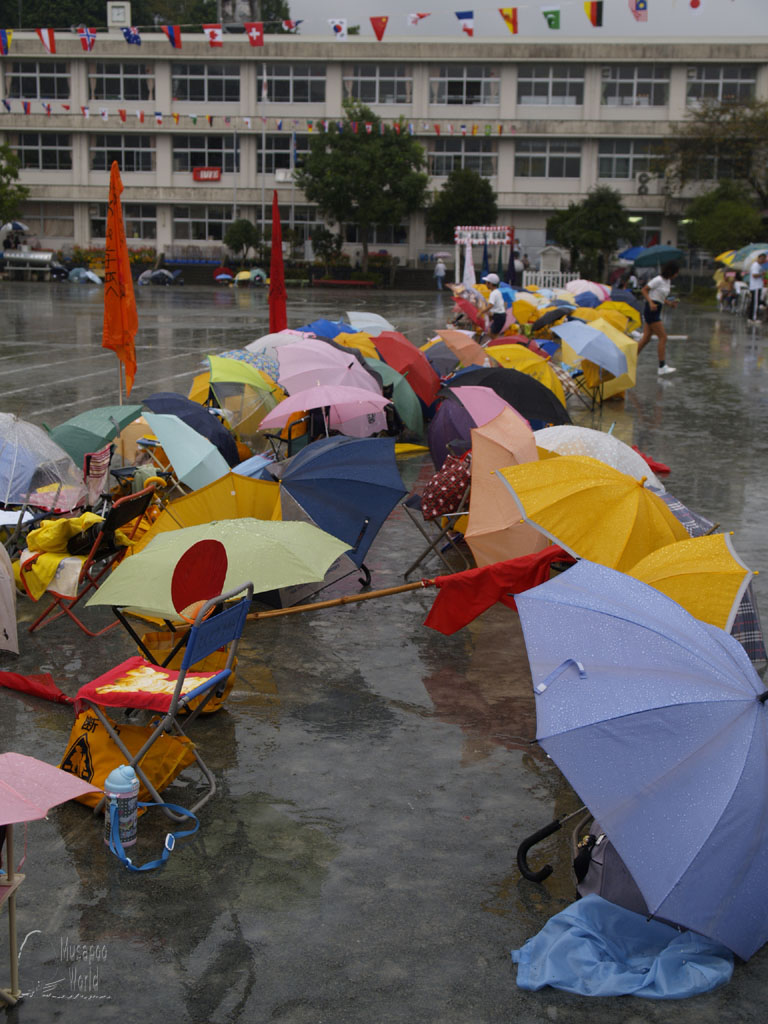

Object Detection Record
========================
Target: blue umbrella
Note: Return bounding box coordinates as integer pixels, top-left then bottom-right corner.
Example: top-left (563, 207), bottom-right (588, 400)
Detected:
top-left (572, 291), bottom-right (601, 308)
top-left (142, 393), bottom-right (240, 467)
top-left (517, 559), bottom-right (768, 961)
top-left (552, 320), bottom-right (628, 377)
top-left (271, 436), bottom-right (406, 568)
top-left (298, 319), bottom-right (358, 341)
top-left (618, 245), bottom-right (645, 261)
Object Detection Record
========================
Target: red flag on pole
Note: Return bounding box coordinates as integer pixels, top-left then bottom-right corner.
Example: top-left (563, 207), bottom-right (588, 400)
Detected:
top-left (102, 161), bottom-right (138, 398)
top-left (269, 190), bottom-right (287, 333)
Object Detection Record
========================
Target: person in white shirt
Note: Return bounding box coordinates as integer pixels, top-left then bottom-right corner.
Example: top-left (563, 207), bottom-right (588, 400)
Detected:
top-left (638, 261), bottom-right (680, 376)
top-left (747, 252), bottom-right (767, 323)
top-left (482, 272), bottom-right (506, 337)
top-left (434, 258), bottom-right (447, 291)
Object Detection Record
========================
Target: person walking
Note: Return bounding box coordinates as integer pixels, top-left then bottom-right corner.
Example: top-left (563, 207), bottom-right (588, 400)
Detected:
top-left (482, 272), bottom-right (506, 337)
top-left (638, 261), bottom-right (679, 376)
top-left (747, 252), bottom-right (767, 324)
top-left (434, 258), bottom-right (447, 291)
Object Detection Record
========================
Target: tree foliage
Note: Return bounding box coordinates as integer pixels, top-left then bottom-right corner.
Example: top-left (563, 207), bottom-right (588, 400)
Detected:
top-left (294, 100), bottom-right (428, 272)
top-left (547, 186), bottom-right (640, 281)
top-left (311, 226), bottom-right (344, 274)
top-left (0, 144), bottom-right (29, 227)
top-left (425, 169), bottom-right (498, 244)
top-left (664, 99), bottom-right (768, 208)
top-left (224, 218), bottom-right (260, 263)
top-left (683, 182), bottom-right (763, 255)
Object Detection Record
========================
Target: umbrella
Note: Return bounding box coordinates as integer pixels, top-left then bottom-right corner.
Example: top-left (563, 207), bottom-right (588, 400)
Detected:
top-left (234, 270), bottom-right (252, 286)
top-left (0, 545), bottom-right (18, 654)
top-left (715, 249), bottom-right (736, 265)
top-left (516, 559), bottom-right (768, 961)
top-left (346, 311), bottom-right (396, 333)
top-left (87, 519), bottom-right (351, 619)
top-left (551, 320), bottom-right (628, 378)
top-left (530, 307), bottom-right (570, 332)
top-left (298, 319), bottom-right (355, 341)
top-left (371, 332), bottom-right (441, 406)
top-left (627, 533), bottom-right (754, 633)
top-left (259, 384), bottom-right (391, 439)
top-left (436, 328), bottom-right (490, 369)
top-left (632, 245), bottom-right (684, 267)
top-left (333, 331), bottom-right (380, 360)
top-left (571, 291), bottom-right (602, 309)
top-left (244, 330), bottom-right (308, 358)
top-left (68, 267), bottom-right (101, 284)
top-left (564, 279), bottom-right (609, 302)
top-left (453, 296), bottom-right (486, 329)
top-left (142, 412), bottom-right (230, 491)
top-left (482, 345), bottom-right (566, 406)
top-left (48, 403), bottom-right (143, 468)
top-left (363, 357), bottom-right (424, 437)
top-left (275, 339), bottom-right (381, 396)
top-left (618, 244), bottom-right (645, 261)
top-left (201, 354), bottom-right (284, 438)
top-left (444, 367), bottom-right (571, 430)
top-left (142, 393), bottom-right (240, 467)
top-left (427, 386), bottom-right (512, 469)
top-left (1, 221), bottom-right (28, 234)
top-left (737, 246), bottom-right (768, 272)
top-left (465, 408), bottom-right (547, 567)
top-left (0, 413), bottom-right (87, 511)
top-left (419, 338), bottom-right (461, 378)
top-left (497, 454), bottom-right (688, 572)
top-left (534, 425), bottom-right (665, 493)
top-left (270, 436), bottom-right (407, 568)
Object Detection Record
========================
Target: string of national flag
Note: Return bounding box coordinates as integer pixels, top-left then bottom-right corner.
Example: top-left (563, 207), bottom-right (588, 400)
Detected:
top-left (0, 2), bottom-right (716, 54)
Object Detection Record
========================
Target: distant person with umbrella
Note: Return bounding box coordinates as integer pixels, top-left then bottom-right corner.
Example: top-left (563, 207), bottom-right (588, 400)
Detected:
top-left (638, 261), bottom-right (679, 376)
top-left (747, 252), bottom-right (767, 324)
top-left (434, 258), bottom-right (447, 291)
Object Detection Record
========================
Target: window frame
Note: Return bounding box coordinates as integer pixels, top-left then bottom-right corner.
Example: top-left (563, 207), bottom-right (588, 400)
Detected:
top-left (172, 134), bottom-right (239, 173)
top-left (5, 60), bottom-right (69, 100)
top-left (173, 205), bottom-right (232, 242)
top-left (90, 134), bottom-right (155, 173)
top-left (428, 65), bottom-right (500, 106)
top-left (514, 139), bottom-right (582, 178)
top-left (10, 131), bottom-right (72, 170)
top-left (257, 133), bottom-right (311, 174)
top-left (263, 63), bottom-right (326, 104)
top-left (428, 136), bottom-right (497, 177)
top-left (686, 64), bottom-right (757, 105)
top-left (90, 202), bottom-right (157, 239)
top-left (517, 63), bottom-right (585, 107)
top-left (597, 138), bottom-right (664, 179)
top-left (600, 64), bottom-right (670, 107)
top-left (88, 61), bottom-right (154, 102)
top-left (172, 62), bottom-right (240, 103)
top-left (342, 64), bottom-right (413, 105)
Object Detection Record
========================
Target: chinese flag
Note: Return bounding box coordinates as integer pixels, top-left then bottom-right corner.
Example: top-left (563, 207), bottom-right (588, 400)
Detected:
top-left (370, 16), bottom-right (389, 40)
top-left (499, 7), bottom-right (518, 33)
top-left (269, 191), bottom-right (287, 333)
top-left (584, 1), bottom-right (603, 25)
top-left (102, 161), bottom-right (138, 397)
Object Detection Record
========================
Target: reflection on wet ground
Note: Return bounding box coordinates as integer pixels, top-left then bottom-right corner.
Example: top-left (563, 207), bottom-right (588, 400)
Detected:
top-left (2, 283), bottom-right (768, 1022)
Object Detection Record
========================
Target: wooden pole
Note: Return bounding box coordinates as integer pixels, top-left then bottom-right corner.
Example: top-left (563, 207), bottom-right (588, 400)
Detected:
top-left (246, 579), bottom-right (435, 622)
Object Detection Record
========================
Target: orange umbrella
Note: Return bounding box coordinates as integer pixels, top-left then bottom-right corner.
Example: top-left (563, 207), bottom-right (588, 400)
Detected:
top-left (437, 329), bottom-right (490, 368)
top-left (102, 161), bottom-right (138, 397)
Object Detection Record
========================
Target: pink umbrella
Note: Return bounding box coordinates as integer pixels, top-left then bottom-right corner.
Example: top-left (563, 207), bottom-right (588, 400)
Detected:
top-left (275, 340), bottom-right (381, 396)
top-left (447, 385), bottom-right (514, 426)
top-left (0, 753), bottom-right (100, 1006)
top-left (437, 329), bottom-right (490, 368)
top-left (565, 279), bottom-right (610, 301)
top-left (260, 384), bottom-right (392, 439)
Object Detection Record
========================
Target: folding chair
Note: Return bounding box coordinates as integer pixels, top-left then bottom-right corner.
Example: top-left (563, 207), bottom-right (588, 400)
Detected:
top-left (24, 485), bottom-right (156, 636)
top-left (263, 415), bottom-right (311, 460)
top-left (402, 484), bottom-right (472, 577)
top-left (74, 583), bottom-right (253, 821)
top-left (82, 444), bottom-right (114, 512)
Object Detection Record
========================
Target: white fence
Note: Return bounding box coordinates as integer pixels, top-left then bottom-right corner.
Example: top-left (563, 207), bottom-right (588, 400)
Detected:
top-left (522, 271), bottom-right (579, 290)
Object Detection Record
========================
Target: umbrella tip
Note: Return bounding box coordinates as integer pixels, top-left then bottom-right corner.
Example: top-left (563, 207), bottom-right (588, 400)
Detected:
top-left (639, 475), bottom-right (648, 486)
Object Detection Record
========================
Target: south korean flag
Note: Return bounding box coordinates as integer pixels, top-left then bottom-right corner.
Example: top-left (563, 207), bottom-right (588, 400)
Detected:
top-left (328, 18), bottom-right (348, 40)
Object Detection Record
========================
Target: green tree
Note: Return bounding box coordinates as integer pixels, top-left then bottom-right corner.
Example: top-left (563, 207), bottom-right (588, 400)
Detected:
top-left (0, 144), bottom-right (29, 227)
top-left (425, 168), bottom-right (498, 244)
top-left (683, 182), bottom-right (763, 255)
top-left (224, 218), bottom-right (260, 263)
top-left (311, 226), bottom-right (344, 276)
top-left (663, 99), bottom-right (768, 208)
top-left (294, 100), bottom-right (428, 273)
top-left (547, 186), bottom-right (639, 281)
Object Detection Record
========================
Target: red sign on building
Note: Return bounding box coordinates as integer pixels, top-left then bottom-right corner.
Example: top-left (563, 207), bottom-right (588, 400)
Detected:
top-left (192, 167), bottom-right (222, 182)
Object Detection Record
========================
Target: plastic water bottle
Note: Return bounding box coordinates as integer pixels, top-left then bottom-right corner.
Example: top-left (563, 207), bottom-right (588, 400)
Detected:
top-left (104, 765), bottom-right (140, 848)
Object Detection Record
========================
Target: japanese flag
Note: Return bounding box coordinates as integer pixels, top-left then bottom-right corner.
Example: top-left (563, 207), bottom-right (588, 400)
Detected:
top-left (329, 19), bottom-right (348, 39)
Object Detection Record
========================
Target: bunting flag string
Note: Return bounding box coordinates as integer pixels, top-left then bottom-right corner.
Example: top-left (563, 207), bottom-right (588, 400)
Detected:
top-left (245, 22), bottom-right (264, 46)
top-left (162, 24), bottom-right (182, 48)
top-left (499, 7), bottom-right (519, 32)
top-left (77, 26), bottom-right (97, 51)
top-left (35, 27), bottom-right (55, 53)
top-left (370, 16), bottom-right (389, 40)
top-left (122, 26), bottom-right (141, 44)
top-left (584, 0), bottom-right (604, 25)
top-left (0, 29), bottom-right (12, 55)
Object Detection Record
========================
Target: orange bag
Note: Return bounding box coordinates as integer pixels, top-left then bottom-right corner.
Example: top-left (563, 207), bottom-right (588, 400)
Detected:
top-left (59, 709), bottom-right (195, 808)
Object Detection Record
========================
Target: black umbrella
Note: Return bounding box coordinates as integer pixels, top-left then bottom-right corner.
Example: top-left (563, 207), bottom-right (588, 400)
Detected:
top-left (530, 307), bottom-right (570, 332)
top-left (444, 367), bottom-right (571, 429)
top-left (142, 393), bottom-right (240, 467)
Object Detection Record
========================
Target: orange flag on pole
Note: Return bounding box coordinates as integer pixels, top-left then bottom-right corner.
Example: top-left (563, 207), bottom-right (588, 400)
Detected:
top-left (102, 160), bottom-right (138, 398)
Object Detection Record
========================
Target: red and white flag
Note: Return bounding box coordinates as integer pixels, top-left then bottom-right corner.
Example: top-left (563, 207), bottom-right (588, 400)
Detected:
top-left (407, 12), bottom-right (431, 25)
top-left (455, 10), bottom-right (474, 36)
top-left (370, 16), bottom-right (389, 40)
top-left (36, 27), bottom-right (56, 53)
top-left (244, 22), bottom-right (264, 46)
top-left (77, 26), bottom-right (97, 51)
top-left (203, 24), bottom-right (223, 46)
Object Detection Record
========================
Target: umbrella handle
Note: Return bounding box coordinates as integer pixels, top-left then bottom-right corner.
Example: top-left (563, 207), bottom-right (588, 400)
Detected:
top-left (516, 819), bottom-right (563, 883)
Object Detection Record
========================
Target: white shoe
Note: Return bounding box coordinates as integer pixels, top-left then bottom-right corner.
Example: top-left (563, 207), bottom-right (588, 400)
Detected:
top-left (657, 364), bottom-right (676, 376)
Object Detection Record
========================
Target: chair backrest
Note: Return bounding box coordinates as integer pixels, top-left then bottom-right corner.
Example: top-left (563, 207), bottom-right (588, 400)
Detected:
top-left (103, 484), bottom-right (156, 536)
top-left (83, 444), bottom-right (113, 508)
top-left (179, 583), bottom-right (253, 675)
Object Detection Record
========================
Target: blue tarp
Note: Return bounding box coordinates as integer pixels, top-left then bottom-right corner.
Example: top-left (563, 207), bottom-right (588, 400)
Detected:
top-left (511, 895), bottom-right (733, 1000)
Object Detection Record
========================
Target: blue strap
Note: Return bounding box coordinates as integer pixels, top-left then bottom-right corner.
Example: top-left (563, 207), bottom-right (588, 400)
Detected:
top-left (108, 800), bottom-right (199, 872)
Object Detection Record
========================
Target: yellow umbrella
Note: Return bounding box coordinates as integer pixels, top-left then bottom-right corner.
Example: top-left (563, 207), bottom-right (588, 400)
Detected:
top-left (716, 249), bottom-right (736, 265)
top-left (570, 307), bottom-right (601, 323)
top-left (586, 317), bottom-right (637, 400)
top-left (513, 298), bottom-right (539, 325)
top-left (131, 472), bottom-right (282, 554)
top-left (497, 454), bottom-right (688, 572)
top-left (487, 344), bottom-right (566, 406)
top-left (599, 300), bottom-right (641, 332)
top-left (596, 307), bottom-right (629, 333)
top-left (627, 533), bottom-right (754, 632)
top-left (334, 331), bottom-right (379, 359)
top-left (465, 408), bottom-right (547, 567)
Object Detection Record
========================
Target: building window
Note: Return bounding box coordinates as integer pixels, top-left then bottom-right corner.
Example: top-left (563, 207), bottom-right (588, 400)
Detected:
top-left (90, 203), bottom-right (156, 239)
top-left (600, 64), bottom-right (669, 107)
top-left (5, 60), bottom-right (69, 99)
top-left (429, 65), bottom-right (499, 105)
top-left (10, 132), bottom-right (72, 170)
top-left (265, 204), bottom-right (323, 244)
top-left (598, 139), bottom-right (663, 178)
top-left (515, 139), bottom-right (581, 177)
top-left (625, 214), bottom-right (661, 248)
top-left (90, 134), bottom-right (154, 172)
top-left (20, 201), bottom-right (74, 237)
top-left (686, 64), bottom-right (756, 104)
top-left (88, 62), bottom-right (154, 101)
top-left (264, 64), bottom-right (326, 103)
top-left (342, 64), bottom-right (412, 104)
top-left (429, 137), bottom-right (497, 177)
top-left (689, 152), bottom-right (742, 181)
top-left (257, 134), bottom-right (311, 174)
top-left (345, 223), bottom-right (408, 245)
top-left (173, 205), bottom-right (231, 241)
top-left (172, 63), bottom-right (240, 102)
top-left (517, 64), bottom-right (584, 106)
top-left (173, 135), bottom-right (239, 173)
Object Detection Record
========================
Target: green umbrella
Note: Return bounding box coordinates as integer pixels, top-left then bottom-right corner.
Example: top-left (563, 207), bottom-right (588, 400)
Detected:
top-left (86, 519), bottom-right (350, 618)
top-left (143, 412), bottom-right (229, 491)
top-left (363, 357), bottom-right (424, 437)
top-left (48, 404), bottom-right (143, 467)
top-left (207, 354), bottom-right (276, 393)
top-left (632, 245), bottom-right (684, 268)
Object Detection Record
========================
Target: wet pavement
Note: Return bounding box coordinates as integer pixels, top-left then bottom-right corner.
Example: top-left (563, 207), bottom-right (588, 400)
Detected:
top-left (2, 282), bottom-right (768, 1022)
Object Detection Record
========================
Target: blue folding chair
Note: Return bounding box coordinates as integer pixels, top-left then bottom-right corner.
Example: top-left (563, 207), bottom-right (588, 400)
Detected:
top-left (75, 582), bottom-right (253, 822)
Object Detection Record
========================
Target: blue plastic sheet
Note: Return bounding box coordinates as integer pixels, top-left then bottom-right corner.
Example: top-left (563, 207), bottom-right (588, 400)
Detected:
top-left (511, 895), bottom-right (733, 1000)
